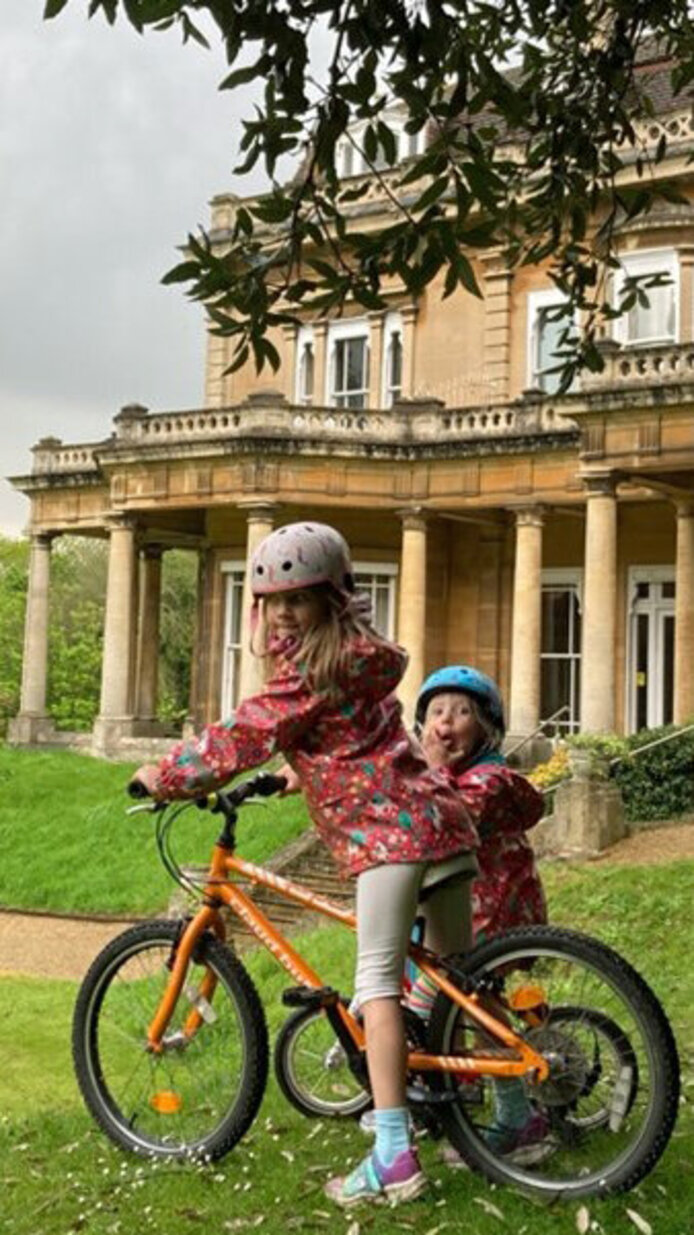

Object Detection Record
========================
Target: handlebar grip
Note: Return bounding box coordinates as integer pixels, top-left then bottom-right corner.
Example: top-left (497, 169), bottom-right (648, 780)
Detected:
top-left (127, 779), bottom-right (151, 800)
top-left (251, 772), bottom-right (288, 797)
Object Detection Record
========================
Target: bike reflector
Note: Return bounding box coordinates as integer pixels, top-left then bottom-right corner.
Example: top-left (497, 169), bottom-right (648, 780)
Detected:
top-left (149, 1090), bottom-right (183, 1114)
top-left (508, 984), bottom-right (548, 1011)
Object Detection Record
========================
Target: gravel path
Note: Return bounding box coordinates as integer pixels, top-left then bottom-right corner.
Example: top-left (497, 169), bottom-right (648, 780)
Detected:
top-left (0, 911), bottom-right (141, 981)
top-left (2, 822), bottom-right (693, 980)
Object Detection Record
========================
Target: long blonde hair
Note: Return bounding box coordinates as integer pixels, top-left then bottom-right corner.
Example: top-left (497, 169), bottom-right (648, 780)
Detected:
top-left (255, 584), bottom-right (385, 698)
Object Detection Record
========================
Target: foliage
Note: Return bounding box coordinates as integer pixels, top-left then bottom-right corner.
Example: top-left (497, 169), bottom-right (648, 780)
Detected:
top-left (0, 746), bottom-right (311, 915)
top-left (3, 860), bottom-right (694, 1234)
top-left (47, 538), bottom-right (107, 731)
top-left (527, 743), bottom-right (570, 790)
top-left (612, 722), bottom-right (694, 821)
top-left (0, 538), bottom-right (29, 736)
top-left (47, 1), bottom-right (694, 387)
top-left (158, 549), bottom-right (198, 725)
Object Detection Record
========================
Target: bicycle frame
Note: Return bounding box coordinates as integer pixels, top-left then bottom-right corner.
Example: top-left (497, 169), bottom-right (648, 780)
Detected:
top-left (147, 837), bottom-right (550, 1086)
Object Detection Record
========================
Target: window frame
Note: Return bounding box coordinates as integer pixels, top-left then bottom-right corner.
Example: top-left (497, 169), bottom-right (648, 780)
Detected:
top-left (328, 318), bottom-right (370, 408)
top-left (613, 248), bottom-right (679, 348)
top-left (526, 289), bottom-right (576, 394)
top-left (221, 560), bottom-right (246, 715)
top-left (382, 310), bottom-right (404, 407)
top-left (352, 560), bottom-right (398, 639)
top-left (626, 565), bottom-right (676, 733)
top-left (540, 567), bottom-right (583, 734)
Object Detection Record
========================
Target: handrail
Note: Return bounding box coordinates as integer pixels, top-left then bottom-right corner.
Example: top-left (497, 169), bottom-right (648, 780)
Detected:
top-left (505, 705), bottom-right (571, 758)
top-left (609, 721), bottom-right (694, 767)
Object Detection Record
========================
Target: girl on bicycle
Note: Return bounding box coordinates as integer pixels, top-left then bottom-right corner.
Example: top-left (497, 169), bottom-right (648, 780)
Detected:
top-left (409, 665), bottom-right (548, 1159)
top-left (131, 522), bottom-right (479, 1208)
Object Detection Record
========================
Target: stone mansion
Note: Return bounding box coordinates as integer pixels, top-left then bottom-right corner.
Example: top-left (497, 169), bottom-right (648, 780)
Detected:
top-left (8, 44), bottom-right (694, 755)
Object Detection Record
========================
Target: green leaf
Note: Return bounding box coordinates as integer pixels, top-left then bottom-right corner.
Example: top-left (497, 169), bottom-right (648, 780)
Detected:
top-left (43, 0), bottom-right (70, 16)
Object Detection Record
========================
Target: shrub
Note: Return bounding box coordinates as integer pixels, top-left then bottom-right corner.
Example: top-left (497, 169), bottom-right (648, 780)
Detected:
top-left (527, 745), bottom-right (571, 791)
top-left (612, 723), bottom-right (694, 822)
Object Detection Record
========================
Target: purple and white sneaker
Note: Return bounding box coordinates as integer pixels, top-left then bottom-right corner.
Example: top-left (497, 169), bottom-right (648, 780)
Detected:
top-left (325, 1148), bottom-right (428, 1207)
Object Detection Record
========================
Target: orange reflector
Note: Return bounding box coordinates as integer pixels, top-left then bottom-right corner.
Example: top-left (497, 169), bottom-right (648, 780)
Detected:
top-left (150, 1090), bottom-right (183, 1114)
top-left (508, 984), bottom-right (548, 1011)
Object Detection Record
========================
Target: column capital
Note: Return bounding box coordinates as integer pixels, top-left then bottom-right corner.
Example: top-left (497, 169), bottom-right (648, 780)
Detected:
top-left (236, 499), bottom-right (279, 524)
top-left (400, 303), bottom-right (418, 325)
top-left (141, 543), bottom-right (164, 562)
top-left (395, 505), bottom-right (427, 532)
top-left (582, 471), bottom-right (618, 499)
top-left (367, 310), bottom-right (386, 325)
top-left (509, 504), bottom-right (546, 529)
top-left (675, 499), bottom-right (694, 520)
top-left (105, 512), bottom-right (137, 534)
top-left (30, 530), bottom-right (57, 549)
top-left (312, 319), bottom-right (330, 339)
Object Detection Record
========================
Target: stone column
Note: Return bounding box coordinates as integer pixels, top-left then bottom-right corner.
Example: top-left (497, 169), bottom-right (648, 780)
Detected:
top-left (93, 517), bottom-right (138, 751)
top-left (135, 545), bottom-right (163, 726)
top-left (581, 475), bottom-right (618, 732)
top-left (8, 532), bottom-right (55, 745)
top-left (396, 507), bottom-right (427, 723)
top-left (238, 502), bottom-right (277, 702)
top-left (508, 507), bottom-right (544, 737)
top-left (400, 305), bottom-right (418, 398)
top-left (674, 501), bottom-right (694, 723)
top-left (368, 312), bottom-right (385, 408)
top-left (312, 321), bottom-right (329, 405)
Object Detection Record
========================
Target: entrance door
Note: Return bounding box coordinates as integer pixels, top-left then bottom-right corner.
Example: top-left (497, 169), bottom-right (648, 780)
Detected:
top-left (628, 572), bottom-right (675, 732)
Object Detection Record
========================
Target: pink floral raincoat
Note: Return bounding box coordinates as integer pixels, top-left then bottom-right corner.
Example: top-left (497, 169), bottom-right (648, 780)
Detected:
top-left (149, 636), bottom-right (478, 877)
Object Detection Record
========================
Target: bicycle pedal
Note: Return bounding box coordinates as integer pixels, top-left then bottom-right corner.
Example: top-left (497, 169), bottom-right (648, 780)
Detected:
top-left (406, 1084), bottom-right (460, 1106)
top-left (282, 985), bottom-right (339, 1009)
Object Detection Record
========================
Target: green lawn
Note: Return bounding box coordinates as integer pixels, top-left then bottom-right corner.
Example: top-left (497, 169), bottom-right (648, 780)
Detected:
top-left (2, 863), bottom-right (694, 1235)
top-left (0, 746), bottom-right (311, 915)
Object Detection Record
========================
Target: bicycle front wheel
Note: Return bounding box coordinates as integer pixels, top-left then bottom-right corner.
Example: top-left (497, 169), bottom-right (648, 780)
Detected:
top-left (73, 920), bottom-right (269, 1160)
top-left (428, 926), bottom-right (680, 1199)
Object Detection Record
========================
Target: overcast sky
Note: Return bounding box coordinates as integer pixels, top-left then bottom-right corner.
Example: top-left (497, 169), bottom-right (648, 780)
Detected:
top-left (0, 3), bottom-right (271, 535)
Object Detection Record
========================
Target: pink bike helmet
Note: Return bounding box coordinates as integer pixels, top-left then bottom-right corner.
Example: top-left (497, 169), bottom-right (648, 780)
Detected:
top-left (251, 522), bottom-right (355, 598)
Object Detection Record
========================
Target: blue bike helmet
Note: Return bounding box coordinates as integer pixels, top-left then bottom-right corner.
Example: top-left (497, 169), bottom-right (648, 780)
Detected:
top-left (415, 665), bottom-right (506, 735)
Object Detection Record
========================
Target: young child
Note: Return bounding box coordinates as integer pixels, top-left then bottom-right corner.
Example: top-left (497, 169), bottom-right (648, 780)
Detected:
top-left (130, 523), bottom-right (479, 1208)
top-left (411, 664), bottom-right (548, 1159)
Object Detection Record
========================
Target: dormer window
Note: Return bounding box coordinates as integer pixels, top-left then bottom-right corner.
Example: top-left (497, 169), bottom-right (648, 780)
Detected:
top-left (336, 115), bottom-right (427, 179)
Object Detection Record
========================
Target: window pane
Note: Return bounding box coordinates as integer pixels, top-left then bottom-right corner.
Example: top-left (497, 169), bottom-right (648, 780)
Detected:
top-left (635, 581), bottom-right (650, 599)
top-left (542, 590), bottom-right (571, 654)
top-left (663, 614), bottom-right (674, 725)
top-left (627, 280), bottom-right (674, 343)
top-left (541, 658), bottom-right (571, 724)
top-left (635, 612), bottom-right (649, 731)
top-left (661, 581), bottom-right (675, 600)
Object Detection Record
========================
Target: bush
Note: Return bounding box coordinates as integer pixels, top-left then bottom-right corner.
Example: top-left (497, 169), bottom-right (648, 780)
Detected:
top-left (612, 723), bottom-right (694, 822)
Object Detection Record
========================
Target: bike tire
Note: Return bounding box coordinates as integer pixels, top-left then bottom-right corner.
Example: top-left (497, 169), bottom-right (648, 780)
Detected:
top-left (426, 925), bottom-right (679, 1199)
top-left (73, 920), bottom-right (269, 1161)
top-left (274, 1004), bottom-right (372, 1119)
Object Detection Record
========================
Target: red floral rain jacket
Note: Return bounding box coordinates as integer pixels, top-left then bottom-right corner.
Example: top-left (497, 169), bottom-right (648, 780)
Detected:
top-left (441, 759), bottom-right (548, 941)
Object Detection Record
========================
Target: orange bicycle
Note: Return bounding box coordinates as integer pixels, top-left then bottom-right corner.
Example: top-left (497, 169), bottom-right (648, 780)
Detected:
top-left (72, 773), bottom-right (680, 1199)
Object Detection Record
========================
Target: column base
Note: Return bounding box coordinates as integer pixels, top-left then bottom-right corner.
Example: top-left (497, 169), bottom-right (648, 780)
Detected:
top-left (7, 713), bottom-right (58, 746)
top-left (504, 732), bottom-right (553, 770)
top-left (92, 715), bottom-right (137, 757)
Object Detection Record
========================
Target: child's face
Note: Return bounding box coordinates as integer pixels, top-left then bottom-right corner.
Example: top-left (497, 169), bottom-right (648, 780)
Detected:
top-left (421, 690), bottom-right (484, 767)
top-left (265, 587), bottom-right (328, 641)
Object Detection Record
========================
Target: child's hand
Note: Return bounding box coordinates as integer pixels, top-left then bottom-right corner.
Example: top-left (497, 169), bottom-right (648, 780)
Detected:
top-left (128, 764), bottom-right (162, 799)
top-left (277, 762), bottom-right (301, 795)
top-left (421, 729), bottom-right (454, 769)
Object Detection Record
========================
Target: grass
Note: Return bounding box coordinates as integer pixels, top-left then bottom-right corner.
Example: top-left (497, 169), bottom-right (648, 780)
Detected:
top-left (0, 746), bottom-right (311, 916)
top-left (3, 863), bottom-right (694, 1235)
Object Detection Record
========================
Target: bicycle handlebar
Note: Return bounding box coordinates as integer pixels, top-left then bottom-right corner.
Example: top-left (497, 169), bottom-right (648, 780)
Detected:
top-left (127, 770), bottom-right (288, 810)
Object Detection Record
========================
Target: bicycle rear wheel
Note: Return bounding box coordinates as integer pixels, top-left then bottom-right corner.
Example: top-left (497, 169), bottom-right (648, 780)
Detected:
top-left (274, 1004), bottom-right (371, 1119)
top-left (73, 920), bottom-right (268, 1160)
top-left (427, 925), bottom-right (679, 1199)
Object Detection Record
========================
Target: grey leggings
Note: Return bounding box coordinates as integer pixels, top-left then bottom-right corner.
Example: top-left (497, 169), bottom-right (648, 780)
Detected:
top-left (354, 860), bottom-right (474, 1006)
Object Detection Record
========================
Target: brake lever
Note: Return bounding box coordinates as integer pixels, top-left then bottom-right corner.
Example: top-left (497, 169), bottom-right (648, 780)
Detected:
top-left (126, 801), bottom-right (166, 816)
